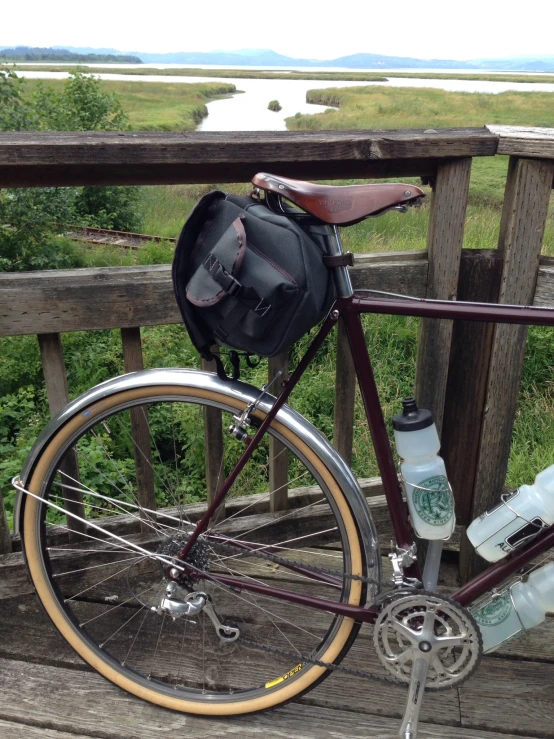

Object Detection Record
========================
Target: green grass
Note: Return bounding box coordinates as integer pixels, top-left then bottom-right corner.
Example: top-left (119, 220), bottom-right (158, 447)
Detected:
top-left (11, 64), bottom-right (554, 85)
top-left (23, 78), bottom-right (236, 131)
top-left (287, 85), bottom-right (554, 130)
top-left (3, 64), bottom-right (388, 82)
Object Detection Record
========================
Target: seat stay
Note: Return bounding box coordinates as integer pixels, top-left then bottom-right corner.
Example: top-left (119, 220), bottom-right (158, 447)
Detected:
top-left (252, 172), bottom-right (425, 225)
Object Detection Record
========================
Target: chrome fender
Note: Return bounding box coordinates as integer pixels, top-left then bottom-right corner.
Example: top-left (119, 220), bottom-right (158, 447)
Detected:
top-left (15, 369), bottom-right (380, 582)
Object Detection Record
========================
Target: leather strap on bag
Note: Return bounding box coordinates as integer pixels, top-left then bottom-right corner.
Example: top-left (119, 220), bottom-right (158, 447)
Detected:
top-left (322, 253), bottom-right (355, 268)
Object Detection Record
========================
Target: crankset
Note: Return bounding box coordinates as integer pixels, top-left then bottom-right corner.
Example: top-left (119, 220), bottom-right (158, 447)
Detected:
top-left (374, 591), bottom-right (482, 738)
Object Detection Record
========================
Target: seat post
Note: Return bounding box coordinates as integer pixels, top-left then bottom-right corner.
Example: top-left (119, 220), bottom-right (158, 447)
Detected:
top-left (329, 225), bottom-right (354, 298)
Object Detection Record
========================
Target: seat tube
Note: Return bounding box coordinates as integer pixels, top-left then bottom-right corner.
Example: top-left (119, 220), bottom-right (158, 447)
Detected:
top-left (328, 225), bottom-right (354, 298)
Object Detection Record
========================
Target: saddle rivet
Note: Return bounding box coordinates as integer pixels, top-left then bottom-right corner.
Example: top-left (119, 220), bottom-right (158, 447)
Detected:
top-left (404, 190), bottom-right (412, 197)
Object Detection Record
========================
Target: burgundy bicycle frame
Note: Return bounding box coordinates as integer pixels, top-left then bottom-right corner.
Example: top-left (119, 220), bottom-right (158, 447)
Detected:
top-left (179, 292), bottom-right (554, 624)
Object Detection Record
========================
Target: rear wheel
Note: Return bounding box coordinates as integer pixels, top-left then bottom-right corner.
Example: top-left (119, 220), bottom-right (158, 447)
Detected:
top-left (22, 383), bottom-right (373, 715)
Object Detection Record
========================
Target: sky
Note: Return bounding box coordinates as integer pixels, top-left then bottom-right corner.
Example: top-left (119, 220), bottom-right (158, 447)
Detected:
top-left (2, 0), bottom-right (553, 61)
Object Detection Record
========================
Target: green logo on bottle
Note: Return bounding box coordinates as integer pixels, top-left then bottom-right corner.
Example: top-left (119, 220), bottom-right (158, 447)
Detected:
top-left (412, 475), bottom-right (453, 526)
top-left (473, 592), bottom-right (513, 627)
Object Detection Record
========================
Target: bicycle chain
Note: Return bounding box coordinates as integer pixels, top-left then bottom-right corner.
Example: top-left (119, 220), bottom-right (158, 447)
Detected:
top-left (186, 534), bottom-right (405, 686)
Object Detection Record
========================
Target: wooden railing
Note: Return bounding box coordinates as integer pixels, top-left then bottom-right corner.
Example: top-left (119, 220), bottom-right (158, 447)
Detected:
top-left (1, 125), bottom-right (554, 582)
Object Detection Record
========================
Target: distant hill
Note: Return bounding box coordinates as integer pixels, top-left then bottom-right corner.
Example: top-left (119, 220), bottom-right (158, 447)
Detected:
top-left (1, 45), bottom-right (553, 71)
top-left (0, 46), bottom-right (142, 63)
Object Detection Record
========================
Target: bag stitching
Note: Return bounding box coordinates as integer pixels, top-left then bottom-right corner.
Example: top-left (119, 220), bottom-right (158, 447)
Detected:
top-left (246, 241), bottom-right (298, 286)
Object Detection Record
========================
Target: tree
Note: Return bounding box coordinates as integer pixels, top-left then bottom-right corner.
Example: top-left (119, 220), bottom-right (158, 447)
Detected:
top-left (0, 69), bottom-right (142, 271)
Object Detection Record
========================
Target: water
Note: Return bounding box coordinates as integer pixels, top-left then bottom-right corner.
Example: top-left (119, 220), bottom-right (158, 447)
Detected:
top-left (16, 69), bottom-right (554, 132)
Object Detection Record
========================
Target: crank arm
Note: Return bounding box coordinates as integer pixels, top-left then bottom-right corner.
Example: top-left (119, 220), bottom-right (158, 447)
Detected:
top-left (399, 654), bottom-right (430, 739)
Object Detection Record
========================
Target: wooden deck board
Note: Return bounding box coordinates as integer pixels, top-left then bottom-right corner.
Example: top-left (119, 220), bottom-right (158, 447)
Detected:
top-left (0, 655), bottom-right (544, 739)
top-left (0, 589), bottom-right (552, 737)
top-left (0, 535), bottom-right (552, 737)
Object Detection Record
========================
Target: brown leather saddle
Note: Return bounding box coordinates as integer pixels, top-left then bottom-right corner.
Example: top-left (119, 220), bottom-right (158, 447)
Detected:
top-left (252, 172), bottom-right (425, 226)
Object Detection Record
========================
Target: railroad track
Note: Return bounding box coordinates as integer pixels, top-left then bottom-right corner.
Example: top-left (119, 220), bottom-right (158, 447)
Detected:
top-left (66, 226), bottom-right (177, 250)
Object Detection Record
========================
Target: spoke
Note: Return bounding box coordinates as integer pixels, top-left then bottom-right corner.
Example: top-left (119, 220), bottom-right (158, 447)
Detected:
top-left (66, 556), bottom-right (149, 600)
top-left (55, 472), bottom-right (171, 540)
top-left (123, 608), bottom-right (149, 666)
top-left (54, 554), bottom-right (143, 578)
top-left (211, 527), bottom-right (340, 566)
top-left (222, 498), bottom-right (332, 542)
top-left (208, 451), bottom-right (303, 532)
top-left (150, 610), bottom-right (167, 679)
top-left (208, 579), bottom-right (321, 640)
top-left (100, 603), bottom-right (148, 647)
top-left (79, 582), bottom-right (161, 627)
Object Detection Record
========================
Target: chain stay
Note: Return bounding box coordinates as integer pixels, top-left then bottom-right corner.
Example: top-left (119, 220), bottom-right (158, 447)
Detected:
top-left (182, 534), bottom-right (406, 685)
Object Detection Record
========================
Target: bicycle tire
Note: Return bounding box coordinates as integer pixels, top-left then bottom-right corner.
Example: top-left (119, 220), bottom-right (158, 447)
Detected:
top-left (22, 381), bottom-right (373, 715)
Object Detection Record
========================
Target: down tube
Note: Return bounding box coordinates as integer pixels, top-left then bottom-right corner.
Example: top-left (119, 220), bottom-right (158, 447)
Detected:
top-left (340, 308), bottom-right (416, 558)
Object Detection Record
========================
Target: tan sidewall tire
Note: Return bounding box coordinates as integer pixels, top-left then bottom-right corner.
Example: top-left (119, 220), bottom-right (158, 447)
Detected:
top-left (23, 385), bottom-right (365, 716)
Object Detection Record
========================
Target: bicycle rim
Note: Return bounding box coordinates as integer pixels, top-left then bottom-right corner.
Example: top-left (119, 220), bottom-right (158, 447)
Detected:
top-left (22, 384), bottom-right (369, 715)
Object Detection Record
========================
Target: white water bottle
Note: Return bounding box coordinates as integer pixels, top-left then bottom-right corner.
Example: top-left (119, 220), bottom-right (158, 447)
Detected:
top-left (466, 464), bottom-right (554, 562)
top-left (472, 561), bottom-right (554, 653)
top-left (393, 398), bottom-right (455, 540)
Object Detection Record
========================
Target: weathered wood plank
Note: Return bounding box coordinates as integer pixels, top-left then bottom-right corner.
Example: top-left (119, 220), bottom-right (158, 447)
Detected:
top-left (441, 250), bottom-right (503, 525)
top-left (333, 318), bottom-right (356, 465)
top-left (0, 720), bottom-right (101, 739)
top-left (349, 254), bottom-right (428, 296)
top-left (268, 352), bottom-right (289, 512)
top-left (461, 157), bottom-right (554, 582)
top-left (0, 129), bottom-right (498, 187)
top-left (0, 651), bottom-right (526, 739)
top-left (415, 158), bottom-right (472, 434)
top-left (37, 333), bottom-right (86, 535)
top-left (121, 327), bottom-right (157, 525)
top-left (0, 254), bottom-right (428, 337)
top-left (0, 485), bottom-right (12, 555)
top-left (460, 656), bottom-right (554, 737)
top-left (0, 651), bottom-right (545, 739)
top-left (487, 124), bottom-right (554, 158)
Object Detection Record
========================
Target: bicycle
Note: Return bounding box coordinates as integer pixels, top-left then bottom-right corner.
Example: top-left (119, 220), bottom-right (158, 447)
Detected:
top-left (11, 172), bottom-right (554, 739)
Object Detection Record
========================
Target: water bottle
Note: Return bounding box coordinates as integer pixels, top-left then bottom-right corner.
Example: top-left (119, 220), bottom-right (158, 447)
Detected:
top-left (393, 398), bottom-right (456, 540)
top-left (472, 561), bottom-right (554, 653)
top-left (466, 464), bottom-right (554, 562)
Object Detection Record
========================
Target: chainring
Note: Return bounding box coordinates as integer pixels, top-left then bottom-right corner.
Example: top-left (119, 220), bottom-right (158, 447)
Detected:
top-left (373, 590), bottom-right (482, 690)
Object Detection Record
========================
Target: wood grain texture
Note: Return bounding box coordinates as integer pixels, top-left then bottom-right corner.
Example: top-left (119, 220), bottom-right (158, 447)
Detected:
top-left (333, 318), bottom-right (356, 466)
top-left (0, 485), bottom-right (12, 554)
top-left (0, 720), bottom-right (101, 739)
top-left (37, 333), bottom-right (86, 535)
top-left (461, 156), bottom-right (554, 582)
top-left (441, 250), bottom-right (503, 525)
top-left (0, 255), bottom-right (428, 337)
top-left (0, 652), bottom-right (538, 739)
top-left (121, 327), bottom-right (157, 522)
top-left (487, 124), bottom-right (554, 159)
top-left (415, 158), bottom-right (472, 434)
top-left (268, 352), bottom-right (289, 512)
top-left (460, 657), bottom-right (554, 736)
top-left (0, 129), bottom-right (497, 187)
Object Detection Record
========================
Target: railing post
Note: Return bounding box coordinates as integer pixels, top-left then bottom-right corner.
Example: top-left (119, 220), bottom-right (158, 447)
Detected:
top-left (459, 156), bottom-right (554, 582)
top-left (38, 333), bottom-right (86, 535)
top-left (415, 158), bottom-right (472, 433)
top-left (269, 352), bottom-right (289, 511)
top-left (0, 484), bottom-right (12, 554)
top-left (201, 349), bottom-right (226, 521)
top-left (441, 250), bottom-right (503, 528)
top-left (334, 318), bottom-right (355, 466)
top-left (121, 327), bottom-right (157, 529)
